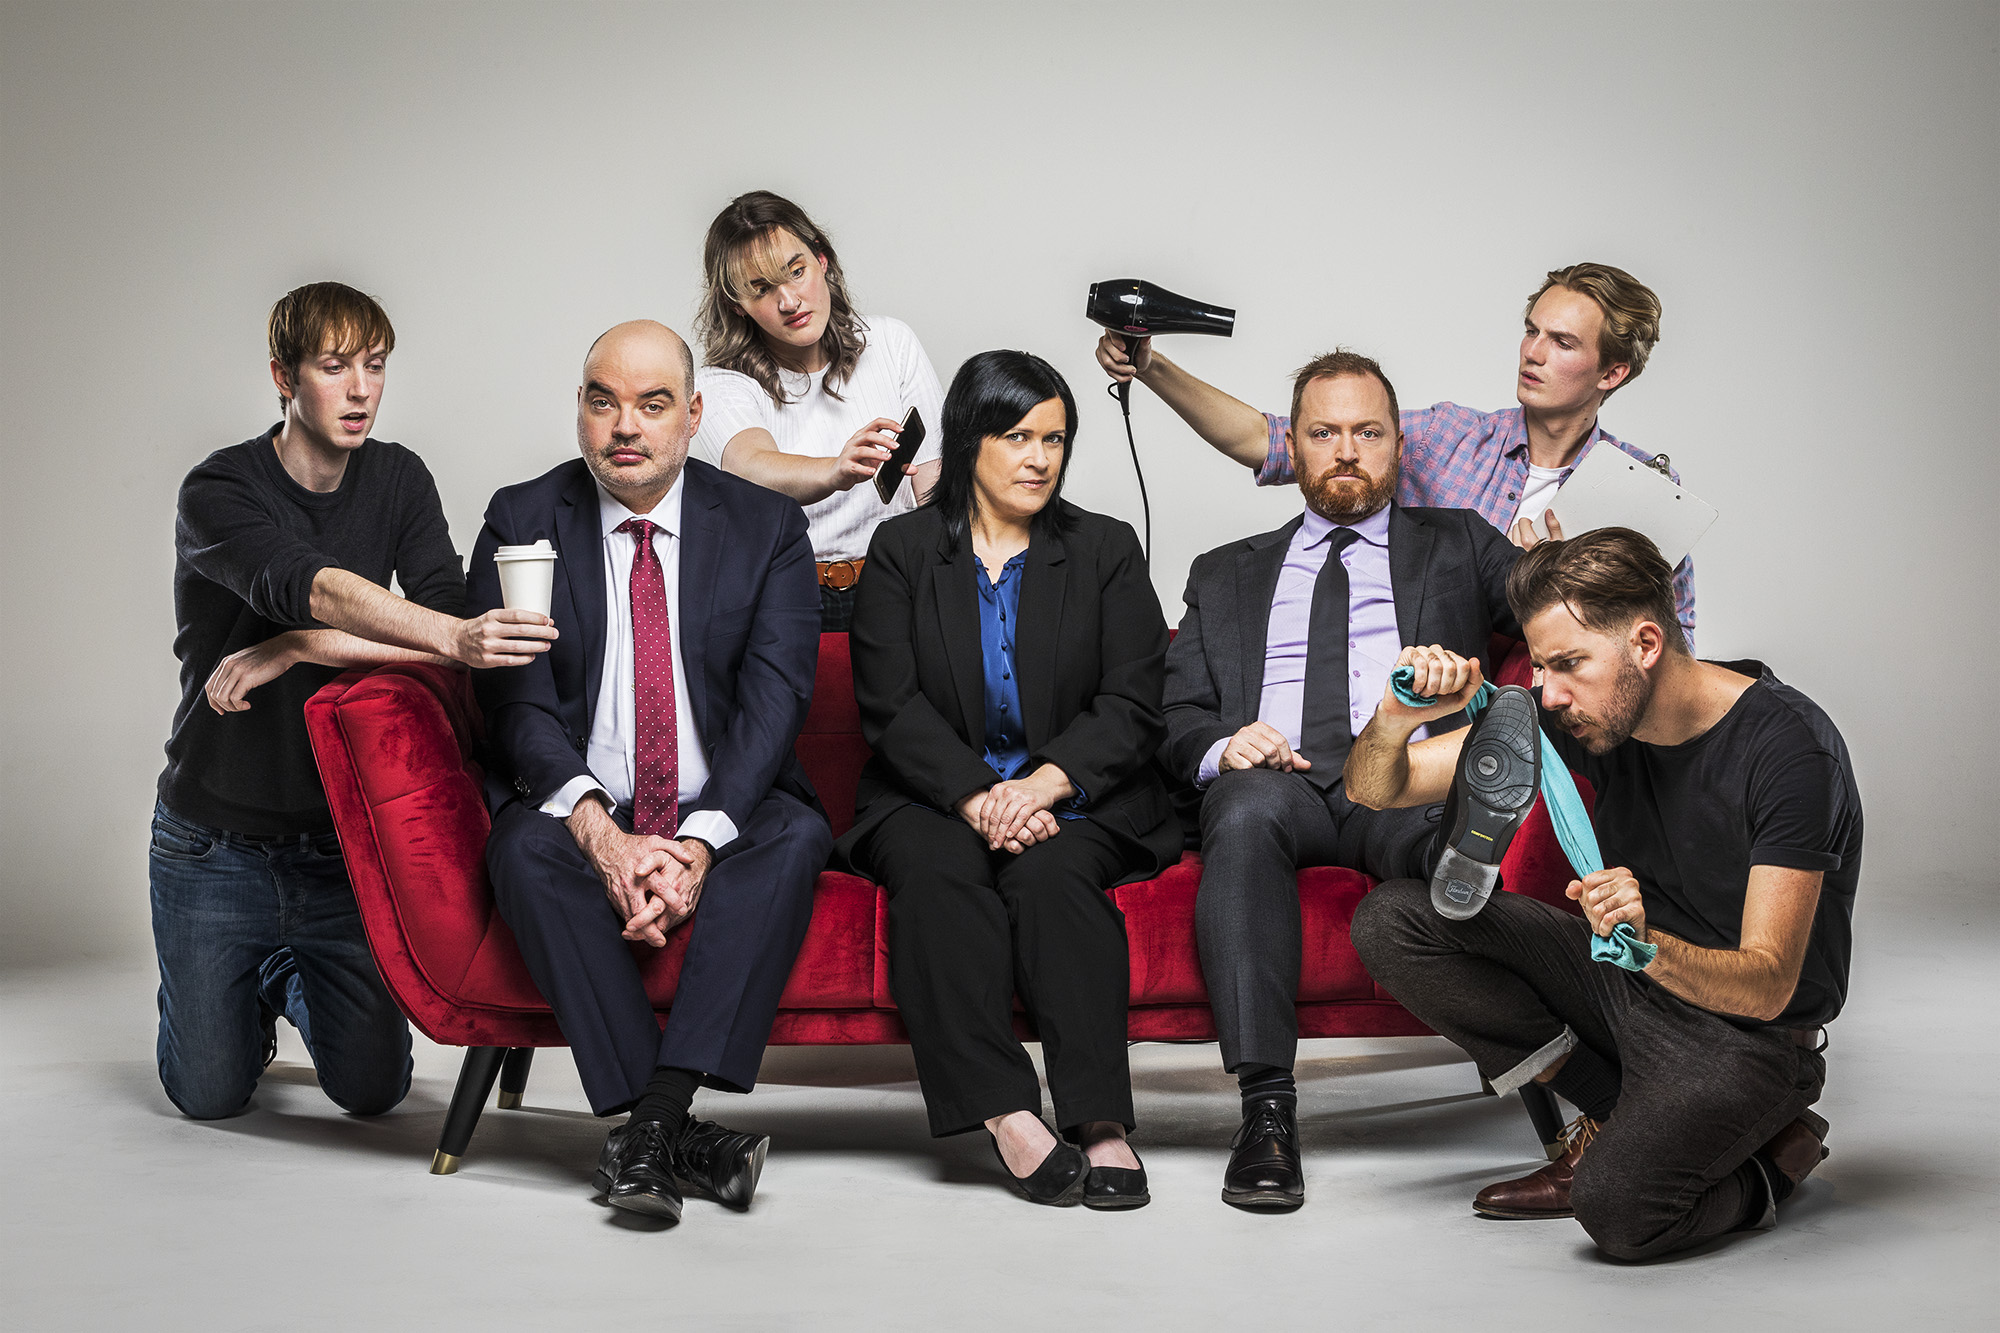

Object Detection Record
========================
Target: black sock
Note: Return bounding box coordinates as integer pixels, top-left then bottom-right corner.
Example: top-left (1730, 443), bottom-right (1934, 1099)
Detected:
top-left (1547, 1043), bottom-right (1620, 1122)
top-left (629, 1065), bottom-right (702, 1132)
top-left (1237, 1064), bottom-right (1297, 1112)
top-left (1752, 1150), bottom-right (1797, 1205)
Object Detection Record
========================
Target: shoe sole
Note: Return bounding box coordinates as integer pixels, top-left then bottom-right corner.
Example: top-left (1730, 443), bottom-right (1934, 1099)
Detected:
top-left (1083, 1192), bottom-right (1152, 1210)
top-left (606, 1187), bottom-right (683, 1224)
top-left (1221, 1186), bottom-right (1304, 1211)
top-left (1472, 1201), bottom-right (1574, 1220)
top-left (1432, 686), bottom-right (1541, 920)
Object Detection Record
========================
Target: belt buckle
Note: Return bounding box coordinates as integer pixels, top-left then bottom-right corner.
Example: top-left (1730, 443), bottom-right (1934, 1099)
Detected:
top-left (821, 559), bottom-right (861, 591)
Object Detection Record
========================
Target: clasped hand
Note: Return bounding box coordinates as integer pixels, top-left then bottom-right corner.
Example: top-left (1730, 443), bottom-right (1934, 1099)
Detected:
top-left (569, 801), bottom-right (711, 947)
top-left (1567, 865), bottom-right (1648, 941)
top-left (958, 764), bottom-right (1075, 853)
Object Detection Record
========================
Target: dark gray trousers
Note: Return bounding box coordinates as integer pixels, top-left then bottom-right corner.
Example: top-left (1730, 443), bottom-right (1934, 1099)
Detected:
top-left (1195, 766), bottom-right (1440, 1073)
top-left (1352, 878), bottom-right (1826, 1260)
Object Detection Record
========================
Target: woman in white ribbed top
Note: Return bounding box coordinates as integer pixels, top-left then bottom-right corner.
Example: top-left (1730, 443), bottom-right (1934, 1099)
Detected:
top-left (691, 191), bottom-right (944, 631)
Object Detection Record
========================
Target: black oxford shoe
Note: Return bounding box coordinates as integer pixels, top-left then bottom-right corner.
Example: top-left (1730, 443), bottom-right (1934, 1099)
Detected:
top-left (591, 1122), bottom-right (635, 1195)
top-left (675, 1117), bottom-right (771, 1211)
top-left (605, 1119), bottom-right (685, 1223)
top-left (1223, 1097), bottom-right (1304, 1210)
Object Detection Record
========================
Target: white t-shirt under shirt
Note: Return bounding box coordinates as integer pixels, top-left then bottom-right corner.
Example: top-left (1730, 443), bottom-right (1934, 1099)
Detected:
top-left (692, 314), bottom-right (945, 561)
top-left (1514, 462), bottom-right (1566, 530)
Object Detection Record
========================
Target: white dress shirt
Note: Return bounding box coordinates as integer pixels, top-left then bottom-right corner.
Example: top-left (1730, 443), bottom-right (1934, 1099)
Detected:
top-left (538, 474), bottom-right (738, 851)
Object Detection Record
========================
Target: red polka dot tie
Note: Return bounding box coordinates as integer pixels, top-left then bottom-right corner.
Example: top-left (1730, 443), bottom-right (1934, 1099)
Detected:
top-left (617, 518), bottom-right (678, 836)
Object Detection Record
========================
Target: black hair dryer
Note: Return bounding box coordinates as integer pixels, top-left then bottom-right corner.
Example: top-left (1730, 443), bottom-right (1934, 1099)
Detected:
top-left (1084, 278), bottom-right (1235, 561)
top-left (1085, 278), bottom-right (1236, 411)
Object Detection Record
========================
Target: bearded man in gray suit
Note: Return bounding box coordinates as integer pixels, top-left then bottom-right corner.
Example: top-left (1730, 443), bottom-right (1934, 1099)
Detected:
top-left (1163, 350), bottom-right (1523, 1213)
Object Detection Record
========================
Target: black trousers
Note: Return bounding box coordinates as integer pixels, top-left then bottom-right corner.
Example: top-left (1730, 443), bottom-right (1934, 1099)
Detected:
top-left (1352, 879), bottom-right (1826, 1260)
top-left (1195, 766), bottom-right (1440, 1073)
top-left (486, 792), bottom-right (830, 1115)
top-left (856, 805), bottom-right (1144, 1138)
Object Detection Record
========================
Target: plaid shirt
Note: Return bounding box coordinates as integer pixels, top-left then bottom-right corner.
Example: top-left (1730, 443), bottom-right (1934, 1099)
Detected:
top-left (1258, 402), bottom-right (1697, 641)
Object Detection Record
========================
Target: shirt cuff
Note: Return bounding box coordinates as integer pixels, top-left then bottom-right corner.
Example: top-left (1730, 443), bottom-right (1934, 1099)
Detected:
top-left (677, 809), bottom-right (739, 854)
top-left (1256, 414), bottom-right (1295, 487)
top-left (1195, 737), bottom-right (1228, 789)
top-left (539, 775), bottom-right (609, 820)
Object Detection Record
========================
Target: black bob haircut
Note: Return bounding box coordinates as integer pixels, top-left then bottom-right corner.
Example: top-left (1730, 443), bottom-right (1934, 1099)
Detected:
top-left (926, 349), bottom-right (1078, 544)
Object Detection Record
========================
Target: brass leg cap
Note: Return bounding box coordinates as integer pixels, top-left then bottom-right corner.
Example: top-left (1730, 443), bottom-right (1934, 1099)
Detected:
top-left (430, 1150), bottom-right (461, 1175)
top-left (1543, 1141), bottom-right (1567, 1162)
top-left (497, 1090), bottom-right (523, 1110)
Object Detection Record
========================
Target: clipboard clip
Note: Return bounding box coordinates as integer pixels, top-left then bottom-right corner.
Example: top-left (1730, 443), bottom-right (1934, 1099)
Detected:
top-left (1643, 453), bottom-right (1673, 478)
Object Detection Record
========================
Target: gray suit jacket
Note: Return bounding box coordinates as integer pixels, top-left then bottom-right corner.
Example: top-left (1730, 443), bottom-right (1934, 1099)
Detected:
top-left (1162, 504), bottom-right (1521, 787)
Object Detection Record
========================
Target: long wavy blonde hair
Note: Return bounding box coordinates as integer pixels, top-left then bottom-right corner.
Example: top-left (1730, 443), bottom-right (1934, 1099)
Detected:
top-left (695, 192), bottom-right (866, 407)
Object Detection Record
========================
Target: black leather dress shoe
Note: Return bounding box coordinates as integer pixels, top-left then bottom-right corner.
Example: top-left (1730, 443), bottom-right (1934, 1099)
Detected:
top-left (591, 1122), bottom-right (635, 1195)
top-left (991, 1125), bottom-right (1089, 1206)
top-left (1431, 685), bottom-right (1541, 921)
top-left (1223, 1097), bottom-right (1304, 1210)
top-left (1083, 1148), bottom-right (1151, 1210)
top-left (675, 1117), bottom-right (771, 1211)
top-left (605, 1119), bottom-right (685, 1223)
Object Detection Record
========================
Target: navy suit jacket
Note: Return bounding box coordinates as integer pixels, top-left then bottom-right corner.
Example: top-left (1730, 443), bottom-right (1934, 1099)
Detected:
top-left (465, 456), bottom-right (824, 839)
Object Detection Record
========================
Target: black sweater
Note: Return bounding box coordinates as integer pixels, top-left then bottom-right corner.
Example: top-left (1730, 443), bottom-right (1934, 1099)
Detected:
top-left (157, 428), bottom-right (466, 834)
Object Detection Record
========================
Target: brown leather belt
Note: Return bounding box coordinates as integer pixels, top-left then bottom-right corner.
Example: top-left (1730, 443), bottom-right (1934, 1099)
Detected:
top-left (816, 558), bottom-right (865, 590)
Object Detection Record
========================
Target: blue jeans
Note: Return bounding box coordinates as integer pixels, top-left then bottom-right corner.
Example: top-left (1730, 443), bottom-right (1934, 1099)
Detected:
top-left (149, 801), bottom-right (411, 1119)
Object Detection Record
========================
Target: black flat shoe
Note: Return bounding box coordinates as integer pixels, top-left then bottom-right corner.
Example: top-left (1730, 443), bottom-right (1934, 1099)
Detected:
top-left (605, 1119), bottom-right (685, 1223)
top-left (676, 1117), bottom-right (771, 1211)
top-left (1431, 684), bottom-right (1541, 920)
top-left (1083, 1149), bottom-right (1151, 1210)
top-left (991, 1124), bottom-right (1089, 1206)
top-left (1223, 1097), bottom-right (1303, 1210)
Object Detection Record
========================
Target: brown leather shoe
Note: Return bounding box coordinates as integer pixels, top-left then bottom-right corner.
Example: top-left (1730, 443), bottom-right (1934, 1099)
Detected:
top-left (1761, 1109), bottom-right (1831, 1188)
top-left (1473, 1114), bottom-right (1600, 1219)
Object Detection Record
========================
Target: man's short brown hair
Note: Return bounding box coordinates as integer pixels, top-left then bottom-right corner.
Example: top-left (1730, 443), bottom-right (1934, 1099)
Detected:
top-left (1289, 348), bottom-right (1400, 432)
top-left (267, 282), bottom-right (396, 407)
top-left (1507, 527), bottom-right (1688, 655)
top-left (1526, 263), bottom-right (1661, 395)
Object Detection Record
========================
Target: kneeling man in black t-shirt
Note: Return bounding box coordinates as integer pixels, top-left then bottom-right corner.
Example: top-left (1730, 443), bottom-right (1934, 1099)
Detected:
top-left (1345, 527), bottom-right (1860, 1260)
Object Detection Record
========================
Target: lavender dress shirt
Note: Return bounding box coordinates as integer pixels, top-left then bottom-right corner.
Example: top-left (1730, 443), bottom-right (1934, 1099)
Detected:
top-left (1195, 504), bottom-right (1421, 787)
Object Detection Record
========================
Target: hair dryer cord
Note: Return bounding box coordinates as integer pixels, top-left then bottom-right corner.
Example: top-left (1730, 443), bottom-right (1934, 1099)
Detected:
top-left (1107, 378), bottom-right (1151, 564)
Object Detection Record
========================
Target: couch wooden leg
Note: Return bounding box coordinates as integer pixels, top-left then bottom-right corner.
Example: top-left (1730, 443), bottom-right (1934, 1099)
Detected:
top-left (1519, 1081), bottom-right (1566, 1161)
top-left (431, 1046), bottom-right (506, 1175)
top-left (496, 1047), bottom-right (535, 1110)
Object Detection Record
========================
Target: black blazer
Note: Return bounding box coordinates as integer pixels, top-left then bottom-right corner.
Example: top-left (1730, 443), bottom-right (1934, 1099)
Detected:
top-left (465, 457), bottom-right (824, 836)
top-left (834, 501), bottom-right (1180, 881)
top-left (1162, 504), bottom-right (1521, 785)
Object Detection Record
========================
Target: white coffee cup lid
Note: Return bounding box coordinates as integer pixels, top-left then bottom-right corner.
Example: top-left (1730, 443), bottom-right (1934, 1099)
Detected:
top-left (495, 539), bottom-right (558, 561)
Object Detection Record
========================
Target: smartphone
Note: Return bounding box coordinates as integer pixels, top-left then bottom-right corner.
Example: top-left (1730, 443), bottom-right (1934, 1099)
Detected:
top-left (873, 406), bottom-right (927, 505)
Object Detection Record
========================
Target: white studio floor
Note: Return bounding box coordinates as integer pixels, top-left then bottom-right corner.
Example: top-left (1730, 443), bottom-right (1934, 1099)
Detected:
top-left (6, 877), bottom-right (1995, 1332)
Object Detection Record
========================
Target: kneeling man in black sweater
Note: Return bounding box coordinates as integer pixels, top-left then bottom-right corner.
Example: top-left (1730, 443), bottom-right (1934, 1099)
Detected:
top-left (153, 282), bottom-right (555, 1120)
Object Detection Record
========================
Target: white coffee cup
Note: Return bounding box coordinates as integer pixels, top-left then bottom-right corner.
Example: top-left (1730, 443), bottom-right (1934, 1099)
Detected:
top-left (494, 539), bottom-right (559, 617)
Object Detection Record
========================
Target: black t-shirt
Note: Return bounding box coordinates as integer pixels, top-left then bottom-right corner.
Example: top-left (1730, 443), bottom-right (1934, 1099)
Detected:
top-left (1540, 660), bottom-right (1862, 1028)
top-left (158, 429), bottom-right (466, 835)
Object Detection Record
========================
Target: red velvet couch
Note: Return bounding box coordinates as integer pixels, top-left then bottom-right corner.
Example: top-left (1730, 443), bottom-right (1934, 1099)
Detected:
top-left (306, 635), bottom-right (1578, 1173)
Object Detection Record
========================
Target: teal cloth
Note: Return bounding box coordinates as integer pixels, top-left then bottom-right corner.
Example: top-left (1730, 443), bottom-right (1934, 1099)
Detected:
top-left (1389, 665), bottom-right (1658, 971)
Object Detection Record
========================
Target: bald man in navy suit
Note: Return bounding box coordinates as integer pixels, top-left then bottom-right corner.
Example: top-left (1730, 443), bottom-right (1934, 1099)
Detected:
top-left (466, 321), bottom-right (829, 1226)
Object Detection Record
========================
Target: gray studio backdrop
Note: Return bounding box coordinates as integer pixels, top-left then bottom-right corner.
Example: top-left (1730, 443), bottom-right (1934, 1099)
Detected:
top-left (2, 1), bottom-right (1994, 966)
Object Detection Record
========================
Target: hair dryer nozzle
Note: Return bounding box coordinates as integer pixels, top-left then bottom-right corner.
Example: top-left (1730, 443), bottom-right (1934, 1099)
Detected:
top-left (1086, 278), bottom-right (1234, 339)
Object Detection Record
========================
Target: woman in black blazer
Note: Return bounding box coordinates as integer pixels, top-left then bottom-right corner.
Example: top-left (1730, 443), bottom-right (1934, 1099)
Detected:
top-left (837, 350), bottom-right (1179, 1209)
